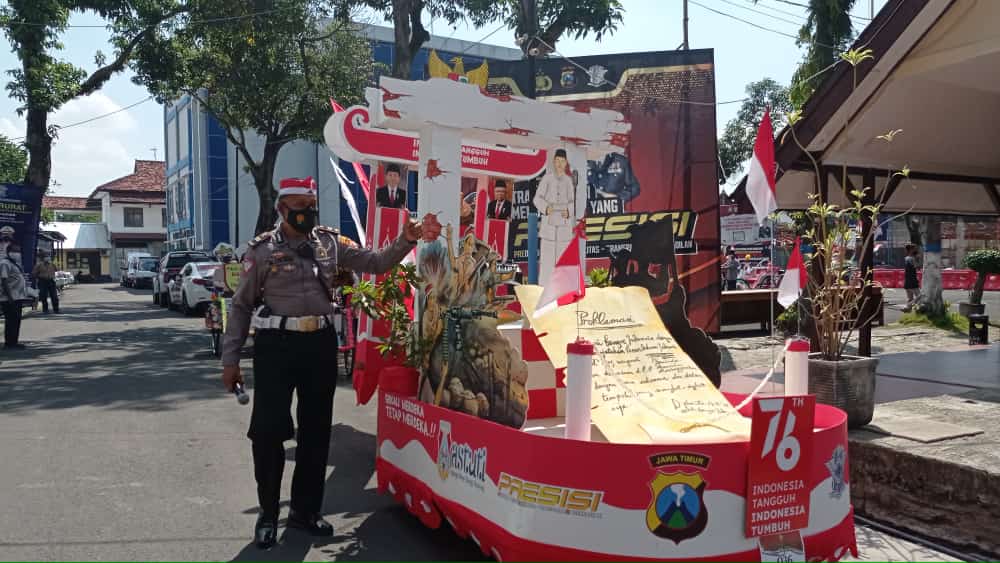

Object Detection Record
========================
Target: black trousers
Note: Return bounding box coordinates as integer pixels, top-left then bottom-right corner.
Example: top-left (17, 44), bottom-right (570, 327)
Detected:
top-left (38, 279), bottom-right (59, 313)
top-left (2, 301), bottom-right (22, 346)
top-left (249, 326), bottom-right (338, 520)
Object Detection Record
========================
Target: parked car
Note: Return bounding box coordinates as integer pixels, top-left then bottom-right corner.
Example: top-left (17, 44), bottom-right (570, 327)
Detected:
top-left (167, 261), bottom-right (223, 316)
top-left (124, 255), bottom-right (159, 288)
top-left (153, 251), bottom-right (213, 307)
top-left (54, 271), bottom-right (75, 290)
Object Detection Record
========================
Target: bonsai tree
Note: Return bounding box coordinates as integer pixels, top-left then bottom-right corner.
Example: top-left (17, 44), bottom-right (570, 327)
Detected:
top-left (963, 249), bottom-right (1000, 307)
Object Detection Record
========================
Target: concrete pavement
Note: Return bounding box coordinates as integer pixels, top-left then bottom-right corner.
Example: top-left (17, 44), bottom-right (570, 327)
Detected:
top-left (0, 284), bottom-right (960, 561)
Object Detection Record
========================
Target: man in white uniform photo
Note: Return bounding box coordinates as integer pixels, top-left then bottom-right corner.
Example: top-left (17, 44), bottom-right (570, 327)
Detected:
top-left (532, 149), bottom-right (576, 286)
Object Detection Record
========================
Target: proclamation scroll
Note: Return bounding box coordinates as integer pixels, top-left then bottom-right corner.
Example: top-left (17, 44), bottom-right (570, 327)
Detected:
top-left (515, 286), bottom-right (750, 444)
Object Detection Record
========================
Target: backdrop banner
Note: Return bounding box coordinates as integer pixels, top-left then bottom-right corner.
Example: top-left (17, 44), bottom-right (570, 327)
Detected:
top-left (0, 183), bottom-right (43, 275)
top-left (488, 49), bottom-right (721, 333)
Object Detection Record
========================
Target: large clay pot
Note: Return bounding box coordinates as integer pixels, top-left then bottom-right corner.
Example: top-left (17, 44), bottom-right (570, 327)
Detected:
top-left (808, 354), bottom-right (878, 429)
top-left (958, 301), bottom-right (986, 317)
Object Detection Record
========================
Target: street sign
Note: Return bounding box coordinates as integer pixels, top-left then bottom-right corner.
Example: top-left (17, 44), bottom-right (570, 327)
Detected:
top-left (746, 395), bottom-right (815, 538)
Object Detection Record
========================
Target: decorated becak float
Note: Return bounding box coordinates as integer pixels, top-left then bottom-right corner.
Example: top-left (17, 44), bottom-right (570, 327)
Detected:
top-left (324, 72), bottom-right (856, 562)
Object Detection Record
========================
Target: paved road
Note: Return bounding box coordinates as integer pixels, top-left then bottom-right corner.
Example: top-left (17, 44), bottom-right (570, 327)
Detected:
top-left (0, 284), bottom-right (960, 561)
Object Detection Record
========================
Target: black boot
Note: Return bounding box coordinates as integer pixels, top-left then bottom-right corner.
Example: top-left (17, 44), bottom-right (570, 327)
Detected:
top-left (287, 509), bottom-right (334, 536)
top-left (254, 515), bottom-right (278, 549)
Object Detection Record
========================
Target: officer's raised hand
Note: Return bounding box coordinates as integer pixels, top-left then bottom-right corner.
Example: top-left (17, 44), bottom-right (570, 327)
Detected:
top-left (403, 218), bottom-right (424, 242)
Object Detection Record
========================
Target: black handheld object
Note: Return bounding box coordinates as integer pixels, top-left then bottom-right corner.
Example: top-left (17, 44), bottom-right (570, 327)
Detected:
top-left (233, 382), bottom-right (250, 405)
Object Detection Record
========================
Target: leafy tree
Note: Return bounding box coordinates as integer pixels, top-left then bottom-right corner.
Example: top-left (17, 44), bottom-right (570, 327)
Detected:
top-left (771, 0), bottom-right (857, 107)
top-left (463, 0), bottom-right (623, 56)
top-left (0, 134), bottom-right (28, 185)
top-left (346, 0), bottom-right (469, 78)
top-left (1, 1), bottom-right (186, 192)
top-left (131, 0), bottom-right (375, 234)
top-left (717, 78), bottom-right (791, 185)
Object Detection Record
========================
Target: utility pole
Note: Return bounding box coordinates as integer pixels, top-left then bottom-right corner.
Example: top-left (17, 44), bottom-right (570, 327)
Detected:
top-left (150, 147), bottom-right (158, 160)
top-left (683, 0), bottom-right (689, 49)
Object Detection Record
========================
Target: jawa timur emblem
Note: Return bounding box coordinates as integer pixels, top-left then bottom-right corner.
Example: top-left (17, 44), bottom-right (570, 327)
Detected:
top-left (646, 472), bottom-right (709, 543)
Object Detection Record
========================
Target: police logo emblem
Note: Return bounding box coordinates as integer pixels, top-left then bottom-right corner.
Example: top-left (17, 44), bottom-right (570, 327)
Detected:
top-left (560, 66), bottom-right (577, 89)
top-left (826, 445), bottom-right (846, 499)
top-left (646, 472), bottom-right (708, 544)
top-left (586, 65), bottom-right (608, 88)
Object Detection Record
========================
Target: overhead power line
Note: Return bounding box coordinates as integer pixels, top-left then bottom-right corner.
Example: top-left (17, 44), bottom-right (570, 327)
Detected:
top-left (716, 0), bottom-right (805, 26)
top-left (768, 0), bottom-right (872, 21)
top-left (9, 97), bottom-right (153, 141)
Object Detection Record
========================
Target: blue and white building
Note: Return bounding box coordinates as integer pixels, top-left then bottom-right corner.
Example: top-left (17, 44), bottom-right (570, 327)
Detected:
top-left (164, 24), bottom-right (520, 252)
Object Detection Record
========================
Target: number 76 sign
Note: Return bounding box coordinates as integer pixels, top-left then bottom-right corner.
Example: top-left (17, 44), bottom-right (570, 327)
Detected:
top-left (746, 395), bottom-right (815, 538)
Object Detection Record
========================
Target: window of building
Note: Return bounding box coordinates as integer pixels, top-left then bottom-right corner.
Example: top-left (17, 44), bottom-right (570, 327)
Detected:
top-left (177, 108), bottom-right (190, 162)
top-left (166, 117), bottom-right (177, 169)
top-left (161, 207), bottom-right (167, 227)
top-left (124, 207), bottom-right (144, 228)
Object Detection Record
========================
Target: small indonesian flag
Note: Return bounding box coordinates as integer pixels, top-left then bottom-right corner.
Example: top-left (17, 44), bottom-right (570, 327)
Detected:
top-left (533, 222), bottom-right (587, 318)
top-left (747, 108), bottom-right (778, 226)
top-left (778, 237), bottom-right (807, 307)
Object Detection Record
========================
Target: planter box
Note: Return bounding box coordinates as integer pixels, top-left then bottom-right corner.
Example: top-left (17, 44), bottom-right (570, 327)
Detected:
top-left (958, 301), bottom-right (986, 317)
top-left (809, 354), bottom-right (878, 429)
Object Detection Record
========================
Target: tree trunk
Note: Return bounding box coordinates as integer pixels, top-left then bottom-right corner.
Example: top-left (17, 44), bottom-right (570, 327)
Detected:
top-left (23, 107), bottom-right (52, 191)
top-left (251, 142), bottom-right (282, 235)
top-left (390, 0), bottom-right (428, 79)
top-left (918, 216), bottom-right (945, 316)
top-left (970, 273), bottom-right (986, 306)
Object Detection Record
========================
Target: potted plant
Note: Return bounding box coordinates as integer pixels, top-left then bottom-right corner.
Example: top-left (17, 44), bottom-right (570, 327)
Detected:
top-left (779, 48), bottom-right (913, 429)
top-left (797, 190), bottom-right (884, 428)
top-left (959, 249), bottom-right (1000, 317)
top-left (343, 263), bottom-right (428, 396)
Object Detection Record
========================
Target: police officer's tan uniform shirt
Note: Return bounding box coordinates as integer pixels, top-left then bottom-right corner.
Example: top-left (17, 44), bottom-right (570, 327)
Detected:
top-left (221, 226), bottom-right (415, 366)
top-left (0, 259), bottom-right (27, 302)
top-left (33, 260), bottom-right (57, 280)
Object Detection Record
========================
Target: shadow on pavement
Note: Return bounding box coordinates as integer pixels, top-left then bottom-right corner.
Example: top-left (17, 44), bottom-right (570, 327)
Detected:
top-left (0, 297), bottom-right (223, 413)
top-left (277, 424), bottom-right (486, 562)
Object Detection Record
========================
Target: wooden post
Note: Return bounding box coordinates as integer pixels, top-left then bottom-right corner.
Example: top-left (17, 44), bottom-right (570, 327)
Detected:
top-left (858, 169), bottom-right (877, 357)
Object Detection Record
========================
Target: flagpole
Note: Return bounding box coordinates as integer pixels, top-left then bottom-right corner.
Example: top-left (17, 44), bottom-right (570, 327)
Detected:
top-left (768, 216), bottom-right (776, 386)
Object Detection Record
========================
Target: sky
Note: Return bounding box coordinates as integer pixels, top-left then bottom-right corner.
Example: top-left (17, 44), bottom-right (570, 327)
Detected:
top-left (0, 0), bottom-right (885, 197)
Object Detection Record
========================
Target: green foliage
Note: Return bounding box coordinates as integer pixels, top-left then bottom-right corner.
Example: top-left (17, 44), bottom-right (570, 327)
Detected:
top-left (898, 309), bottom-right (969, 335)
top-left (778, 0), bottom-right (857, 107)
top-left (963, 248), bottom-right (1000, 305)
top-left (0, 135), bottom-right (28, 184)
top-left (343, 263), bottom-right (428, 366)
top-left (40, 208), bottom-right (55, 225)
top-left (963, 249), bottom-right (1000, 274)
top-left (463, 0), bottom-right (623, 52)
top-left (776, 304), bottom-right (799, 335)
top-left (130, 0), bottom-right (374, 231)
top-left (717, 78), bottom-right (791, 184)
top-left (1, 0), bottom-right (187, 190)
top-left (586, 267), bottom-right (611, 288)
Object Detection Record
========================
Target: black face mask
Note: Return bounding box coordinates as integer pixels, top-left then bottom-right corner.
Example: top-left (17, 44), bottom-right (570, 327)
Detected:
top-left (285, 206), bottom-right (318, 234)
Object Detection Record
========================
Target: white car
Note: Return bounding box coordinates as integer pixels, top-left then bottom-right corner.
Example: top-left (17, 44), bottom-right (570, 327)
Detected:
top-left (167, 261), bottom-right (222, 316)
top-left (54, 271), bottom-right (75, 289)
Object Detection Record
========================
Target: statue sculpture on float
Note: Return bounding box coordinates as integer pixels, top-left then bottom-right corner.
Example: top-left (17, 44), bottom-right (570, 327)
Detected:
top-left (325, 73), bottom-right (629, 428)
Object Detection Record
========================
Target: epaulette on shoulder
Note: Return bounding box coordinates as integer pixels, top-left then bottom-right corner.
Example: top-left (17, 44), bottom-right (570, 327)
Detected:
top-left (247, 231), bottom-right (274, 248)
top-left (337, 234), bottom-right (359, 249)
top-left (315, 225), bottom-right (339, 235)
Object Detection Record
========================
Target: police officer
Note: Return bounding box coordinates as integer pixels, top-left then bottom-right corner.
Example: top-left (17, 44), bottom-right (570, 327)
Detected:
top-left (221, 176), bottom-right (423, 549)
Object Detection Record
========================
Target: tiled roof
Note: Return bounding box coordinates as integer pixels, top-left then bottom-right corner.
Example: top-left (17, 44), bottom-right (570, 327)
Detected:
top-left (111, 194), bottom-right (166, 204)
top-left (90, 160), bottom-right (165, 197)
top-left (42, 196), bottom-right (94, 210)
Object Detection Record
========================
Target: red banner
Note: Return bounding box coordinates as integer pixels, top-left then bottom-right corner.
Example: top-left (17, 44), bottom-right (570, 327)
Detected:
top-left (746, 396), bottom-right (816, 538)
top-left (485, 218), bottom-right (510, 261)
